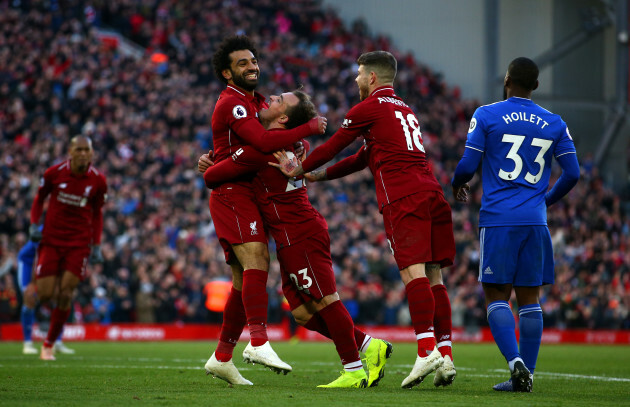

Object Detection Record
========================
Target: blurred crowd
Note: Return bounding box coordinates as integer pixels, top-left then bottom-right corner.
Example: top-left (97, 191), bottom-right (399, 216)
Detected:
top-left (0, 0), bottom-right (628, 331)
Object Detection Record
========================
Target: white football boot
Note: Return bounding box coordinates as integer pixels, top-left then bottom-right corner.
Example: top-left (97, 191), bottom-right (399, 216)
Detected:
top-left (204, 352), bottom-right (253, 385)
top-left (242, 341), bottom-right (292, 374)
top-left (401, 347), bottom-right (444, 389)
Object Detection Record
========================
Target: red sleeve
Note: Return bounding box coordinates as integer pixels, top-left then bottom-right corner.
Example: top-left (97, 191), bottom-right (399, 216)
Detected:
top-left (203, 146), bottom-right (269, 189)
top-left (301, 126), bottom-right (358, 172)
top-left (302, 139), bottom-right (311, 154)
top-left (301, 103), bottom-right (369, 172)
top-left (231, 116), bottom-right (314, 153)
top-left (30, 168), bottom-right (54, 224)
top-left (92, 175), bottom-right (107, 245)
top-left (325, 146), bottom-right (369, 180)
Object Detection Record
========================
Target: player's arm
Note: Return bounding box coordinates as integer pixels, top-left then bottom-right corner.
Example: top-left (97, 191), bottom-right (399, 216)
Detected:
top-left (451, 147), bottom-right (482, 202)
top-left (545, 152), bottom-right (579, 206)
top-left (203, 146), bottom-right (269, 189)
top-left (89, 178), bottom-right (107, 264)
top-left (228, 106), bottom-right (326, 152)
top-left (29, 170), bottom-right (53, 240)
top-left (302, 147), bottom-right (368, 183)
top-left (301, 126), bottom-right (360, 173)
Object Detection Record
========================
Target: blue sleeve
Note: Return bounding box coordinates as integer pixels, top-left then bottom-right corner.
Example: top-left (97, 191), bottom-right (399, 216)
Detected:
top-left (545, 152), bottom-right (579, 206)
top-left (18, 241), bottom-right (38, 263)
top-left (452, 147), bottom-right (483, 187)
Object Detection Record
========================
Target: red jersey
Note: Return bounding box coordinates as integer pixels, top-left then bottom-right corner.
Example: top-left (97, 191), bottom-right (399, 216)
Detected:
top-left (204, 136), bottom-right (327, 249)
top-left (302, 86), bottom-right (442, 212)
top-left (30, 160), bottom-right (107, 247)
top-left (211, 85), bottom-right (316, 195)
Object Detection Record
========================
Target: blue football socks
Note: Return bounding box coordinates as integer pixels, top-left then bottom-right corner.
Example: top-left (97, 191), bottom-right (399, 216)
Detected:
top-left (518, 303), bottom-right (543, 374)
top-left (487, 301), bottom-right (520, 363)
top-left (21, 305), bottom-right (35, 342)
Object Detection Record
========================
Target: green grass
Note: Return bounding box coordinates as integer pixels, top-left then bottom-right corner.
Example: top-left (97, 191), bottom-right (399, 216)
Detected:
top-left (1, 341), bottom-right (628, 406)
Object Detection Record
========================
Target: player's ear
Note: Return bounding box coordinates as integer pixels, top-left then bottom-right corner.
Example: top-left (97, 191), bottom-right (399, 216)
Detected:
top-left (278, 114), bottom-right (289, 124)
top-left (370, 71), bottom-right (376, 85)
top-left (222, 69), bottom-right (232, 81)
top-left (532, 80), bottom-right (539, 91)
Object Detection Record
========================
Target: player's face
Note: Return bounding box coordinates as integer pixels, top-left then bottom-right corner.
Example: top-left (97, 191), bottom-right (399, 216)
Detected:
top-left (225, 50), bottom-right (259, 91)
top-left (356, 65), bottom-right (370, 101)
top-left (69, 139), bottom-right (93, 173)
top-left (259, 92), bottom-right (298, 127)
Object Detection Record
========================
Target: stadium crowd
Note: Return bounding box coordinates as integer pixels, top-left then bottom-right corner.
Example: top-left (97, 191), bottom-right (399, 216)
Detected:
top-left (0, 0), bottom-right (628, 331)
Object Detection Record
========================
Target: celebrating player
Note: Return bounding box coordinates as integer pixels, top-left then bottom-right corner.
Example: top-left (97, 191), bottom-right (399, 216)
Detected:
top-left (274, 51), bottom-right (457, 389)
top-left (200, 90), bottom-right (392, 388)
top-left (203, 35), bottom-right (327, 381)
top-left (30, 135), bottom-right (106, 361)
top-left (452, 57), bottom-right (579, 392)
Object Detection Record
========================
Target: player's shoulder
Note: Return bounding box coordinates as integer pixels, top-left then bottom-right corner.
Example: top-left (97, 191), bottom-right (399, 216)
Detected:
top-left (44, 160), bottom-right (69, 176)
top-left (88, 165), bottom-right (107, 184)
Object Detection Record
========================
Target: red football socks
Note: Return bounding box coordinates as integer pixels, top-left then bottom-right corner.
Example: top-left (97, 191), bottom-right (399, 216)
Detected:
top-left (406, 277), bottom-right (436, 357)
top-left (303, 311), bottom-right (368, 353)
top-left (317, 301), bottom-right (361, 365)
top-left (216, 287), bottom-right (247, 362)
top-left (242, 269), bottom-right (269, 347)
top-left (432, 283), bottom-right (453, 360)
top-left (44, 307), bottom-right (71, 348)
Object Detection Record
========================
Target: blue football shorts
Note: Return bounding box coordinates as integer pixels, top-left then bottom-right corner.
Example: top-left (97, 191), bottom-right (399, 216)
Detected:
top-left (478, 225), bottom-right (554, 286)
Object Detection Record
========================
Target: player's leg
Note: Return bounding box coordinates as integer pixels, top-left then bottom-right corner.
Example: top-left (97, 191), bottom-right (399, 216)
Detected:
top-left (510, 225), bottom-right (551, 392)
top-left (426, 192), bottom-right (457, 386)
top-left (427, 264), bottom-right (456, 387)
top-left (400, 263), bottom-right (444, 389)
top-left (42, 270), bottom-right (79, 356)
top-left (19, 254), bottom-right (38, 354)
top-left (232, 241), bottom-right (270, 346)
top-left (205, 261), bottom-right (252, 385)
top-left (383, 194), bottom-right (443, 389)
top-left (49, 282), bottom-right (74, 354)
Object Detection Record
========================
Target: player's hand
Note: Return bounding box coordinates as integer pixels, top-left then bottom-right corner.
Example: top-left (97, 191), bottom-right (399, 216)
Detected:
top-left (89, 245), bottom-right (104, 264)
top-left (304, 169), bottom-right (327, 183)
top-left (293, 141), bottom-right (306, 162)
top-left (308, 116), bottom-right (327, 135)
top-left (269, 150), bottom-right (304, 178)
top-left (198, 150), bottom-right (214, 173)
top-left (29, 224), bottom-right (42, 242)
top-left (452, 183), bottom-right (470, 202)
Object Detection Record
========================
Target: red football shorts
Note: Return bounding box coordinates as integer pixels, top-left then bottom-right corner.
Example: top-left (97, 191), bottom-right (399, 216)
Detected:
top-left (277, 229), bottom-right (337, 310)
top-left (35, 244), bottom-right (90, 281)
top-left (382, 191), bottom-right (455, 270)
top-left (209, 189), bottom-right (267, 264)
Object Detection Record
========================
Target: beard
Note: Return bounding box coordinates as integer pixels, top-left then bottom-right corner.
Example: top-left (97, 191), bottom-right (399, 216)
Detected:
top-left (231, 69), bottom-right (258, 92)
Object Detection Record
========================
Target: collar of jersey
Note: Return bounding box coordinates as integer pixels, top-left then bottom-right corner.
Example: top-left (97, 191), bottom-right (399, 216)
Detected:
top-left (369, 86), bottom-right (395, 98)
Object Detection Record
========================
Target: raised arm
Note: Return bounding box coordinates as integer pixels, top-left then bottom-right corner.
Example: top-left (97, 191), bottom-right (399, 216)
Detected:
top-left (325, 146), bottom-right (369, 180)
top-left (233, 115), bottom-right (326, 153)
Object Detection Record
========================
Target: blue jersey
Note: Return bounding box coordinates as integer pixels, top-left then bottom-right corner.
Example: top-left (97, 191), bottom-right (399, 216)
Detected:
top-left (465, 97), bottom-right (576, 227)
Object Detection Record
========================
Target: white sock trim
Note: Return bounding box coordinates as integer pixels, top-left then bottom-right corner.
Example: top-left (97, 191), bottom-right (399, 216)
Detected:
top-left (436, 340), bottom-right (452, 349)
top-left (416, 332), bottom-right (435, 340)
top-left (508, 357), bottom-right (523, 373)
top-left (343, 360), bottom-right (364, 371)
top-left (359, 335), bottom-right (372, 353)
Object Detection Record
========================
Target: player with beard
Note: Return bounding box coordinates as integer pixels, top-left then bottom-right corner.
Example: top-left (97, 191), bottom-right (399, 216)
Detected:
top-left (203, 36), bottom-right (327, 384)
top-left (274, 51), bottom-right (457, 389)
top-left (30, 135), bottom-right (106, 361)
top-left (199, 90), bottom-right (393, 388)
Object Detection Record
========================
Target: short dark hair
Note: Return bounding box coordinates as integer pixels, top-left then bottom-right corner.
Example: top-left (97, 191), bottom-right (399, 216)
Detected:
top-left (508, 57), bottom-right (539, 91)
top-left (212, 35), bottom-right (259, 84)
top-left (357, 51), bottom-right (397, 83)
top-left (284, 91), bottom-right (317, 129)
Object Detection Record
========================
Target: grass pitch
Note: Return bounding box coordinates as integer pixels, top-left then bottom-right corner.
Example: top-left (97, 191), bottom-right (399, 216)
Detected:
top-left (1, 341), bottom-right (628, 406)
